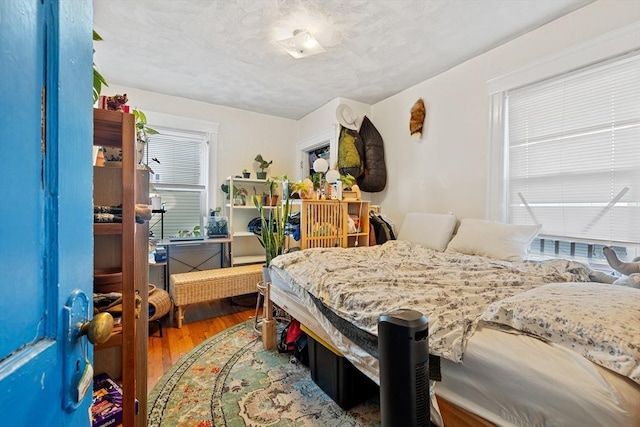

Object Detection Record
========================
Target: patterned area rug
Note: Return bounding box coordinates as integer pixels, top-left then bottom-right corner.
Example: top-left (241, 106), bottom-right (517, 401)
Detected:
top-left (148, 321), bottom-right (380, 426)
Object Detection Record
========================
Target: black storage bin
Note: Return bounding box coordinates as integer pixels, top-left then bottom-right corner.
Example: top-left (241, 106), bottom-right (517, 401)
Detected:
top-left (307, 333), bottom-right (379, 409)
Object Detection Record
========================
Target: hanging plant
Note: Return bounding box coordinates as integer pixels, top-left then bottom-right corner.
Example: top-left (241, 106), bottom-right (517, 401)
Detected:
top-left (93, 30), bottom-right (109, 103)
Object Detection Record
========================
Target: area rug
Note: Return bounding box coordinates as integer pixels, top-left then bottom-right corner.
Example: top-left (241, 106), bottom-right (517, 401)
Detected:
top-left (147, 321), bottom-right (380, 426)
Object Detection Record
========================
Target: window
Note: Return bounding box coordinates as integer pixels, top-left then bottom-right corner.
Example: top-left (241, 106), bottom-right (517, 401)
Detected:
top-left (144, 113), bottom-right (217, 238)
top-left (490, 43), bottom-right (640, 268)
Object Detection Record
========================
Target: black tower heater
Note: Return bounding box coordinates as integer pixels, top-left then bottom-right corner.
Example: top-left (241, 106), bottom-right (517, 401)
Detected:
top-left (378, 309), bottom-right (429, 427)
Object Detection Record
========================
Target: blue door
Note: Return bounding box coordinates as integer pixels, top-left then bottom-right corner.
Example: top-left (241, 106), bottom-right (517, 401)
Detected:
top-left (0, 1), bottom-right (94, 425)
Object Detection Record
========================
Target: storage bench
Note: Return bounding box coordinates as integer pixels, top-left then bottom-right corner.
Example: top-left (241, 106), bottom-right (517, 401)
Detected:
top-left (169, 264), bottom-right (263, 328)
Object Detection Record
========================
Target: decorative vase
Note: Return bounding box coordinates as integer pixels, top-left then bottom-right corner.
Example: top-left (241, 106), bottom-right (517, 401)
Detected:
top-left (262, 265), bottom-right (271, 284)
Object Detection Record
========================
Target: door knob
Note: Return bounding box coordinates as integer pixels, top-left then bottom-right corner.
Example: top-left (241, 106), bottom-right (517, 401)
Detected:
top-left (64, 290), bottom-right (115, 411)
top-left (79, 312), bottom-right (114, 344)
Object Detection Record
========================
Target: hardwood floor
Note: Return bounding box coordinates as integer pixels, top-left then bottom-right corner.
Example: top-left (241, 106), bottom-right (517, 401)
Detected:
top-left (147, 294), bottom-right (258, 391)
top-left (146, 294), bottom-right (493, 427)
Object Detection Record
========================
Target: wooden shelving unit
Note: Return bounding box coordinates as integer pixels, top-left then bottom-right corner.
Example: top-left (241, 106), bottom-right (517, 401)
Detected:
top-left (93, 108), bottom-right (148, 427)
top-left (299, 200), bottom-right (370, 249)
top-left (345, 200), bottom-right (370, 247)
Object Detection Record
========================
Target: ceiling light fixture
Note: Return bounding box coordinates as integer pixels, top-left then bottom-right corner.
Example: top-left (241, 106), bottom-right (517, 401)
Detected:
top-left (277, 29), bottom-right (325, 59)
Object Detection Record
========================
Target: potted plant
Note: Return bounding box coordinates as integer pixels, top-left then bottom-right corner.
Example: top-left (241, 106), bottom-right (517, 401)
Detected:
top-left (253, 175), bottom-right (291, 282)
top-left (242, 169), bottom-right (251, 178)
top-left (264, 178), bottom-right (280, 206)
top-left (234, 187), bottom-right (248, 206)
top-left (100, 100), bottom-right (159, 167)
top-left (340, 173), bottom-right (356, 189)
top-left (254, 154), bottom-right (272, 179)
top-left (132, 109), bottom-right (158, 144)
top-left (93, 34), bottom-right (159, 168)
top-left (290, 179), bottom-right (314, 199)
top-left (132, 108), bottom-right (159, 167)
top-left (340, 173), bottom-right (361, 200)
top-left (177, 225), bottom-right (201, 237)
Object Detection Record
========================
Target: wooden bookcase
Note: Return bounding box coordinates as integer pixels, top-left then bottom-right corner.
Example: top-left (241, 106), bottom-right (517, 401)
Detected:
top-left (93, 108), bottom-right (148, 427)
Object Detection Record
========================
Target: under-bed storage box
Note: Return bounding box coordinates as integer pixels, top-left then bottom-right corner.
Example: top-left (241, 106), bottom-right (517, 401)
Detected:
top-left (305, 327), bottom-right (379, 409)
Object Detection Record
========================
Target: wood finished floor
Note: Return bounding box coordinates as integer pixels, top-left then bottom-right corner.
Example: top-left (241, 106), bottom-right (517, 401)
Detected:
top-left (145, 293), bottom-right (493, 426)
top-left (147, 294), bottom-right (258, 392)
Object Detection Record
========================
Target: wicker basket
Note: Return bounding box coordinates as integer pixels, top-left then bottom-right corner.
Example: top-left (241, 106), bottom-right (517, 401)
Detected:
top-left (148, 286), bottom-right (171, 321)
top-left (94, 268), bottom-right (123, 293)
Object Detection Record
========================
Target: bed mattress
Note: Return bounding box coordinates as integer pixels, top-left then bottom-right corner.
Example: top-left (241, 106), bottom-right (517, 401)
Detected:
top-left (270, 267), bottom-right (640, 426)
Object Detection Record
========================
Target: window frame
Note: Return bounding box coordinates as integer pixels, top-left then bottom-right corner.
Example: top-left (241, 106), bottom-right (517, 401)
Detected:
top-left (487, 23), bottom-right (640, 266)
top-left (144, 111), bottom-right (219, 238)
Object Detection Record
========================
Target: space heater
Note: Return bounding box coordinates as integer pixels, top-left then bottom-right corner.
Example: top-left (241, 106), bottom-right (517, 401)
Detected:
top-left (378, 309), bottom-right (429, 427)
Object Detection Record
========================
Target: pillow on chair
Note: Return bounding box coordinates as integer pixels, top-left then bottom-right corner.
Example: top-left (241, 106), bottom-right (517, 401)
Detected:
top-left (397, 212), bottom-right (457, 251)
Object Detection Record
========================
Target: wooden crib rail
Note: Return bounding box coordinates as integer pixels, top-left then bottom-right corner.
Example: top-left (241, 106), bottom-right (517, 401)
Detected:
top-left (300, 200), bottom-right (346, 249)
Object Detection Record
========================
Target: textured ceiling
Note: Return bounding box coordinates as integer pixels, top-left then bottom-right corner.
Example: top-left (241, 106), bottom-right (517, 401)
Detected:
top-left (93, 0), bottom-right (592, 120)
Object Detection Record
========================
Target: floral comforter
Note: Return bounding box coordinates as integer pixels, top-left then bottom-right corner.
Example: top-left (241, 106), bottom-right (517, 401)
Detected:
top-left (270, 240), bottom-right (592, 363)
top-left (481, 282), bottom-right (640, 384)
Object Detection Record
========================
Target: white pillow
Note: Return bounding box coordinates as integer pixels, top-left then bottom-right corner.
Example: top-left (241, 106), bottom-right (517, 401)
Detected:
top-left (446, 218), bottom-right (541, 262)
top-left (397, 212), bottom-right (457, 251)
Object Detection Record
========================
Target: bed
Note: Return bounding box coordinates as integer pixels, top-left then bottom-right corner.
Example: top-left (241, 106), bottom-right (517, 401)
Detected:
top-left (266, 213), bottom-right (640, 426)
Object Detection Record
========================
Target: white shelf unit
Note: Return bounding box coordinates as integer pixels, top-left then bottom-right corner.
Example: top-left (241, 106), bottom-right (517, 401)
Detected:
top-left (224, 176), bottom-right (282, 266)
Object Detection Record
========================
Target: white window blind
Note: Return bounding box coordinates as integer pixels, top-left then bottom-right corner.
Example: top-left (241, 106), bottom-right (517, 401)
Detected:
top-left (146, 127), bottom-right (208, 238)
top-left (506, 52), bottom-right (640, 247)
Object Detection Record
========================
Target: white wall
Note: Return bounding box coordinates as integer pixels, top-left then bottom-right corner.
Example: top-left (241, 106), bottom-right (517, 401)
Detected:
top-left (297, 0), bottom-right (640, 229)
top-left (104, 85), bottom-right (298, 209)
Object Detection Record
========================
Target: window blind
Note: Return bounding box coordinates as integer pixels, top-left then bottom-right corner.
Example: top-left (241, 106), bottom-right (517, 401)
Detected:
top-left (146, 128), bottom-right (206, 187)
top-left (151, 190), bottom-right (203, 238)
top-left (146, 127), bottom-right (208, 237)
top-left (507, 52), bottom-right (640, 246)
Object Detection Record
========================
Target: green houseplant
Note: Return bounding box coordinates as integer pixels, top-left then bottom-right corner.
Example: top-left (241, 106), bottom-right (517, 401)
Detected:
top-left (132, 109), bottom-right (158, 144)
top-left (94, 32), bottom-right (159, 168)
top-left (177, 225), bottom-right (201, 237)
top-left (254, 154), bottom-right (272, 179)
top-left (221, 183), bottom-right (247, 205)
top-left (93, 30), bottom-right (108, 103)
top-left (253, 175), bottom-right (291, 279)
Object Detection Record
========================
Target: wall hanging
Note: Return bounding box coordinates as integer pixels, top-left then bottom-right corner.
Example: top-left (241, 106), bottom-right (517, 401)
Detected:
top-left (410, 98), bottom-right (426, 138)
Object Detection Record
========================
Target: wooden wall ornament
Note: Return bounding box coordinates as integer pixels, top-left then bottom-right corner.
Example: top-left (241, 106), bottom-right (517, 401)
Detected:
top-left (410, 98), bottom-right (426, 138)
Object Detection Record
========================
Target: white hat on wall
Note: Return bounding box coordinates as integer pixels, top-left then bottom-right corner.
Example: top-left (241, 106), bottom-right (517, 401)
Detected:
top-left (336, 104), bottom-right (359, 131)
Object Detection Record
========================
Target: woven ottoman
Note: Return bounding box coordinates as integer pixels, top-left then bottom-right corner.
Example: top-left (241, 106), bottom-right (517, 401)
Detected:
top-left (169, 264), bottom-right (263, 328)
